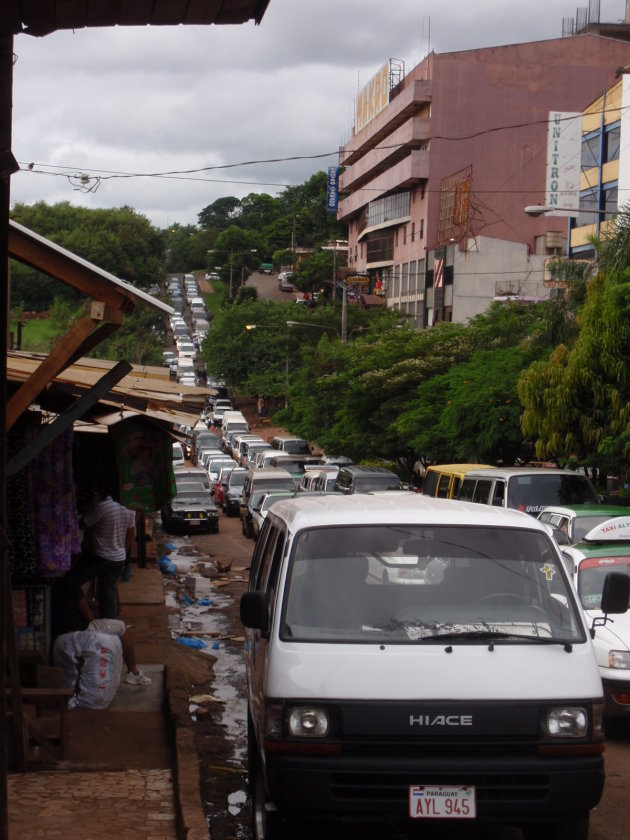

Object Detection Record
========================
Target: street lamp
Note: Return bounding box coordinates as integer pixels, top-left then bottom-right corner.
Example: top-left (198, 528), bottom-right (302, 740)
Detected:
top-left (524, 205), bottom-right (616, 218)
top-left (285, 320), bottom-right (339, 336)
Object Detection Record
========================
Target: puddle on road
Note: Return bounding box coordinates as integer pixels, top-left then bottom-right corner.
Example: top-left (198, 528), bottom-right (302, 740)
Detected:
top-left (160, 534), bottom-right (248, 764)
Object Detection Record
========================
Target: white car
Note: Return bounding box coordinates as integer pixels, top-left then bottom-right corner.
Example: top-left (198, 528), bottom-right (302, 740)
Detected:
top-left (562, 517), bottom-right (630, 719)
top-left (178, 342), bottom-right (196, 359)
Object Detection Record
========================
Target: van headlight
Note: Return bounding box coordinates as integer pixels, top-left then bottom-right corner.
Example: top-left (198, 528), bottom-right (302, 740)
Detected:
top-left (288, 706), bottom-right (329, 738)
top-left (547, 707), bottom-right (588, 738)
top-left (609, 650), bottom-right (630, 669)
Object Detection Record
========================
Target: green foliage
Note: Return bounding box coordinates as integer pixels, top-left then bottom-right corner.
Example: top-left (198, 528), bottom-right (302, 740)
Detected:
top-left (294, 250), bottom-right (339, 294)
top-left (10, 201), bottom-right (165, 310)
top-left (165, 224), bottom-right (215, 273)
top-left (198, 196), bottom-right (241, 231)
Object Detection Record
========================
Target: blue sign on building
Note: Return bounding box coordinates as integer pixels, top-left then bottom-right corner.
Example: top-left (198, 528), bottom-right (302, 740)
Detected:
top-left (326, 166), bottom-right (339, 214)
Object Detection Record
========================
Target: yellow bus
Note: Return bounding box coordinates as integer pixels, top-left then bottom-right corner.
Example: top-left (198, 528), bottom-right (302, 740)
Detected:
top-left (421, 464), bottom-right (492, 500)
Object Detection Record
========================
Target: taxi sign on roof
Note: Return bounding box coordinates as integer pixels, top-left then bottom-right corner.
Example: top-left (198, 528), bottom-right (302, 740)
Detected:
top-left (584, 517), bottom-right (630, 542)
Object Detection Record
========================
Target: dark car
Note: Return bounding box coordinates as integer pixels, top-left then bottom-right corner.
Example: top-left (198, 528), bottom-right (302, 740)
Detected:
top-left (222, 468), bottom-right (248, 516)
top-left (334, 465), bottom-right (402, 494)
top-left (161, 481), bottom-right (219, 533)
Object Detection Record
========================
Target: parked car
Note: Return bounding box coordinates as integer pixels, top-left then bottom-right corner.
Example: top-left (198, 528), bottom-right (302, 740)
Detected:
top-left (278, 274), bottom-right (295, 292)
top-left (213, 463), bottom-right (237, 505)
top-left (250, 490), bottom-right (296, 538)
top-left (207, 457), bottom-right (235, 484)
top-left (422, 464), bottom-right (493, 500)
top-left (537, 504), bottom-right (628, 545)
top-left (270, 435), bottom-right (311, 455)
top-left (562, 516), bottom-right (630, 718)
top-left (160, 481), bottom-right (219, 533)
top-left (222, 467), bottom-right (248, 515)
top-left (335, 465), bottom-right (402, 494)
top-left (457, 468), bottom-right (598, 516)
top-left (174, 466), bottom-right (211, 493)
top-left (172, 442), bottom-right (185, 467)
top-left (241, 494), bottom-right (617, 839)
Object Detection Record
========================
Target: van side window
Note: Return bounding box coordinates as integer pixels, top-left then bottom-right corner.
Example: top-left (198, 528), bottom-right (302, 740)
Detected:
top-left (422, 471), bottom-right (439, 497)
top-left (473, 479), bottom-right (493, 503)
top-left (250, 518), bottom-right (273, 589)
top-left (491, 481), bottom-right (506, 506)
top-left (458, 479), bottom-right (475, 501)
top-left (437, 474), bottom-right (450, 498)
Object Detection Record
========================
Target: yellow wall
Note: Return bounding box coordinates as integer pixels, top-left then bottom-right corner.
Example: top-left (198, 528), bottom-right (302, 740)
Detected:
top-left (582, 79), bottom-right (622, 134)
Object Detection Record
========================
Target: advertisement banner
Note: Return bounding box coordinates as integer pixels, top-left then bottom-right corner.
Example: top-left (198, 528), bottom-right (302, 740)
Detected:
top-left (545, 112), bottom-right (581, 213)
top-left (356, 63), bottom-right (389, 133)
top-left (327, 166), bottom-right (339, 213)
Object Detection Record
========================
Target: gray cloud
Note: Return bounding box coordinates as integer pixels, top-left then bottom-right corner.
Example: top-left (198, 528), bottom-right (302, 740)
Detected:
top-left (10, 0), bottom-right (627, 228)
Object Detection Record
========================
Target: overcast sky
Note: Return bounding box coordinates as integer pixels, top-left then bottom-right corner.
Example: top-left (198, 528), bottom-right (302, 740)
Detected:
top-left (9, 0), bottom-right (628, 230)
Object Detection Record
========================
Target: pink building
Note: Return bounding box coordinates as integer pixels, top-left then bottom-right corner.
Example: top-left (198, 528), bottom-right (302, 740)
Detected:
top-left (338, 34), bottom-right (630, 327)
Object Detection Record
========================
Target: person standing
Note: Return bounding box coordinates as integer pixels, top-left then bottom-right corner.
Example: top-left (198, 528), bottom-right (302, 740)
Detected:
top-left (79, 483), bottom-right (136, 619)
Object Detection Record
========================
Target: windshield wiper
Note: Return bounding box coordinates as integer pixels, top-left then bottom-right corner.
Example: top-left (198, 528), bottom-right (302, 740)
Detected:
top-left (421, 629), bottom-right (575, 651)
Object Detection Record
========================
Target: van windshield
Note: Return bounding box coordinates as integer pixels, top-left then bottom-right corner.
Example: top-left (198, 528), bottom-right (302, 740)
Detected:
top-left (507, 474), bottom-right (595, 514)
top-left (280, 525), bottom-right (584, 645)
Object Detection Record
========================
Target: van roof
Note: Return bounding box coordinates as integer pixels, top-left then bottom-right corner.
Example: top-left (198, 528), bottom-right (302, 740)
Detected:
top-left (426, 463), bottom-right (493, 475)
top-left (462, 467), bottom-right (582, 479)
top-left (266, 493), bottom-right (543, 532)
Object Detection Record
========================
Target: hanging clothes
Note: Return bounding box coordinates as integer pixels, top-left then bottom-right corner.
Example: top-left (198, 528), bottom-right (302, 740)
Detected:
top-left (110, 417), bottom-right (174, 512)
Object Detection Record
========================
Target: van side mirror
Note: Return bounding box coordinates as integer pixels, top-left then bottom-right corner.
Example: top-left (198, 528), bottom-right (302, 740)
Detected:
top-left (240, 591), bottom-right (270, 637)
top-left (600, 572), bottom-right (630, 615)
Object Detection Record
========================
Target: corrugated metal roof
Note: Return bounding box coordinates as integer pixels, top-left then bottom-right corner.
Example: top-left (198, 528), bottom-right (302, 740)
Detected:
top-left (5, 0), bottom-right (271, 37)
top-left (7, 350), bottom-right (213, 427)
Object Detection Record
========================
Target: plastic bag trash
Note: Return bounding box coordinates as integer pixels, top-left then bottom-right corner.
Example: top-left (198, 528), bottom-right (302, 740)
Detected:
top-left (176, 636), bottom-right (208, 649)
top-left (179, 591), bottom-right (194, 605)
top-left (198, 598), bottom-right (214, 606)
top-left (211, 641), bottom-right (220, 650)
top-left (165, 543), bottom-right (177, 550)
top-left (158, 556), bottom-right (177, 575)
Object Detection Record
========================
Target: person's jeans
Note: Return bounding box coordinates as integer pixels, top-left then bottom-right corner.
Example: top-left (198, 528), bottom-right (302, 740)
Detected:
top-left (78, 552), bottom-right (124, 619)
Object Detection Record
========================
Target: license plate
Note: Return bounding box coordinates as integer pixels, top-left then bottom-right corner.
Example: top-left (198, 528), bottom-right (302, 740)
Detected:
top-left (188, 519), bottom-right (200, 525)
top-left (409, 786), bottom-right (476, 819)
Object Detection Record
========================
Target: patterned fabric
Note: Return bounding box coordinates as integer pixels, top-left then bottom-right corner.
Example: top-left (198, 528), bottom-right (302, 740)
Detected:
top-left (33, 425), bottom-right (81, 576)
top-left (110, 417), bottom-right (175, 512)
top-left (7, 412), bottom-right (82, 579)
top-left (7, 414), bottom-right (40, 579)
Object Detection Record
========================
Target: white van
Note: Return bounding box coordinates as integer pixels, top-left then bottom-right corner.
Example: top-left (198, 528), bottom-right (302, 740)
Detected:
top-left (221, 410), bottom-right (249, 438)
top-left (457, 467), bottom-right (597, 516)
top-left (241, 494), bottom-right (623, 839)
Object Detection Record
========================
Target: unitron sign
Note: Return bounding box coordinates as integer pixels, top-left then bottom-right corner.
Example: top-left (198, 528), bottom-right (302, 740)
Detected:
top-left (545, 111), bottom-right (581, 213)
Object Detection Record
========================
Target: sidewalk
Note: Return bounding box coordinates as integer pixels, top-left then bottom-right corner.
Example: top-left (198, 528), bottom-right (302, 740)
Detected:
top-left (7, 559), bottom-right (211, 840)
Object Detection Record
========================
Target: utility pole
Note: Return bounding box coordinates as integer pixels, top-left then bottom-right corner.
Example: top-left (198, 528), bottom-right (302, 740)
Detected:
top-left (229, 249), bottom-right (233, 299)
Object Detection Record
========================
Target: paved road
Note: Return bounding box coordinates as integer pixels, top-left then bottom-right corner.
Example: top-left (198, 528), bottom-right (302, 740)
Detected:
top-left (247, 270), bottom-right (299, 303)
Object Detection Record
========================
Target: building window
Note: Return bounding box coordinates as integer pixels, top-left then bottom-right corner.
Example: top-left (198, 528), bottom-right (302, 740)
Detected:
top-left (604, 123), bottom-right (620, 163)
top-left (603, 184), bottom-right (618, 216)
top-left (403, 226), bottom-right (407, 245)
top-left (366, 192), bottom-right (411, 227)
top-left (409, 261), bottom-right (416, 293)
top-left (419, 219), bottom-right (424, 239)
top-left (366, 231), bottom-right (394, 262)
top-left (411, 222), bottom-right (415, 242)
top-left (402, 263), bottom-right (409, 294)
top-left (393, 266), bottom-right (401, 298)
top-left (581, 132), bottom-right (600, 170)
top-left (578, 190), bottom-right (599, 226)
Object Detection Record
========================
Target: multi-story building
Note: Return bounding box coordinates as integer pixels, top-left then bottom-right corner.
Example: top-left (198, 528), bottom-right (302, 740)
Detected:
top-left (337, 34), bottom-right (630, 327)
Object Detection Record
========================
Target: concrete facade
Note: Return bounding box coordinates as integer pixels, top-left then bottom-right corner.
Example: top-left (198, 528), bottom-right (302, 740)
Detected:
top-left (338, 34), bottom-right (630, 326)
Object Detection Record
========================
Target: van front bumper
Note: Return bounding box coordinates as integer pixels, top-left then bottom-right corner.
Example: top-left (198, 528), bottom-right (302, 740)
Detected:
top-left (265, 750), bottom-right (603, 825)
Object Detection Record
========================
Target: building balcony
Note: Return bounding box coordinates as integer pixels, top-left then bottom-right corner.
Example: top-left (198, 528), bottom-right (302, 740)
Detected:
top-left (339, 117), bottom-right (431, 194)
top-left (340, 79), bottom-right (432, 166)
top-left (338, 150), bottom-right (429, 221)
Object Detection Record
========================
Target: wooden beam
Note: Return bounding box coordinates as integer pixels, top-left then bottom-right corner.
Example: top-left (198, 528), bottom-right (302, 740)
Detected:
top-left (6, 316), bottom-right (101, 430)
top-left (6, 361), bottom-right (133, 478)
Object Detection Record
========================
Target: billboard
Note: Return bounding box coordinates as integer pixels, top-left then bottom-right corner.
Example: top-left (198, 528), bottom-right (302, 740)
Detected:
top-left (545, 111), bottom-right (581, 213)
top-left (355, 63), bottom-right (389, 133)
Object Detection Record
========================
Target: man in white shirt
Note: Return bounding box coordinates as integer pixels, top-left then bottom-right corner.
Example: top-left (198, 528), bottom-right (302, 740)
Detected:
top-left (80, 484), bottom-right (136, 619)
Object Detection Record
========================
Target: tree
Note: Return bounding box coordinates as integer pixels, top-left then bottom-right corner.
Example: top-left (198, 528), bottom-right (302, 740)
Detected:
top-left (197, 197), bottom-right (241, 231)
top-left (10, 202), bottom-right (165, 308)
